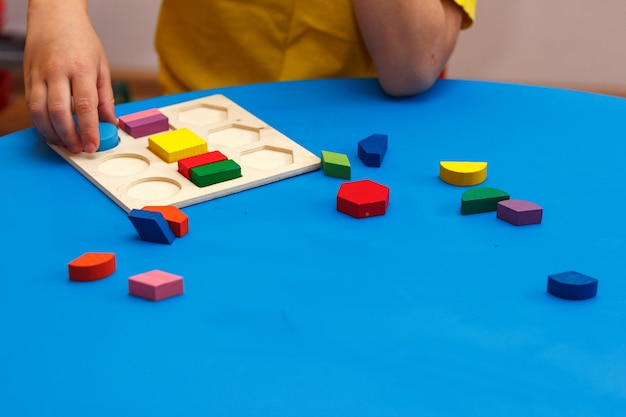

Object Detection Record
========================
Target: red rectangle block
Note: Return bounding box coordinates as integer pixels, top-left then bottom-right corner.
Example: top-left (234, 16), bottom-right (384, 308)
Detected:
top-left (178, 151), bottom-right (228, 179)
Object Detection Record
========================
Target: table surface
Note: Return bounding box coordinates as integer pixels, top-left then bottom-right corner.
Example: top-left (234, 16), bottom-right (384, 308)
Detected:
top-left (2, 78), bottom-right (626, 416)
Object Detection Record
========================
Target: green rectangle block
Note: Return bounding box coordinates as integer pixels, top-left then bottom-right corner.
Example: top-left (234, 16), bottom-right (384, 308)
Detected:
top-left (190, 159), bottom-right (242, 187)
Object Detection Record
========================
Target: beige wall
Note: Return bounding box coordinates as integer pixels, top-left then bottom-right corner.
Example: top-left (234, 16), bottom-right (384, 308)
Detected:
top-left (447, 0), bottom-right (626, 93)
top-left (6, 0), bottom-right (626, 92)
top-left (4, 0), bottom-right (161, 71)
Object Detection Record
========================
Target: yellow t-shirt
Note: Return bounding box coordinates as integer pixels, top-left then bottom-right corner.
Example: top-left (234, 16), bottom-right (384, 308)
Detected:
top-left (155, 0), bottom-right (476, 94)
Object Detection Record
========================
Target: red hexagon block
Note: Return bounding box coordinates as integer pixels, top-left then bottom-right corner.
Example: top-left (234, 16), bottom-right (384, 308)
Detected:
top-left (337, 179), bottom-right (389, 218)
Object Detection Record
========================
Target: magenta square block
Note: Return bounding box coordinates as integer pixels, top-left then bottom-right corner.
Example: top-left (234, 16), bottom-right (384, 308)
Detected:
top-left (497, 199), bottom-right (543, 226)
top-left (128, 270), bottom-right (184, 301)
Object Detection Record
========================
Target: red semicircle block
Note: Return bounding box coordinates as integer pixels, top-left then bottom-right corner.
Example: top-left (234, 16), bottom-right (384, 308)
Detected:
top-left (68, 252), bottom-right (116, 282)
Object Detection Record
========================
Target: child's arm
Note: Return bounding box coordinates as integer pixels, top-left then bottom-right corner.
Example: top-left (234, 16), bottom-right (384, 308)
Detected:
top-left (24, 0), bottom-right (116, 153)
top-left (352, 0), bottom-right (465, 96)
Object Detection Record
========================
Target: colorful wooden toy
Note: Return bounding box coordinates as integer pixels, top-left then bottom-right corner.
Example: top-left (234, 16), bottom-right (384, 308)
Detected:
top-left (68, 252), bottom-right (116, 282)
top-left (440, 161), bottom-right (487, 186)
top-left (142, 205), bottom-right (189, 237)
top-left (177, 150), bottom-right (228, 179)
top-left (548, 271), bottom-right (598, 300)
top-left (148, 128), bottom-right (208, 163)
top-left (128, 209), bottom-right (176, 244)
top-left (47, 95), bottom-right (321, 213)
top-left (497, 200), bottom-right (543, 226)
top-left (461, 187), bottom-right (510, 215)
top-left (118, 108), bottom-right (169, 138)
top-left (97, 122), bottom-right (119, 152)
top-left (357, 134), bottom-right (388, 167)
top-left (321, 150), bottom-right (351, 179)
top-left (190, 159), bottom-right (242, 187)
top-left (128, 270), bottom-right (184, 301)
top-left (337, 179), bottom-right (389, 218)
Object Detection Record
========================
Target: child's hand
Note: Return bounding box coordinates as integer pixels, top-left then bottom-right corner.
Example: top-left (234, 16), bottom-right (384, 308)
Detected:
top-left (24, 0), bottom-right (117, 153)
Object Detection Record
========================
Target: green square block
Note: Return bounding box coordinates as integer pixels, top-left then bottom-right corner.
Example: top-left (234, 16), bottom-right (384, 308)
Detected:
top-left (190, 159), bottom-right (242, 187)
top-left (321, 150), bottom-right (351, 179)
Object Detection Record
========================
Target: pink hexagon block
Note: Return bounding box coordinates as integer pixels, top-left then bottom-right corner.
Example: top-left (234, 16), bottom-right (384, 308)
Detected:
top-left (128, 270), bottom-right (184, 301)
top-left (497, 199), bottom-right (543, 226)
top-left (337, 179), bottom-right (389, 218)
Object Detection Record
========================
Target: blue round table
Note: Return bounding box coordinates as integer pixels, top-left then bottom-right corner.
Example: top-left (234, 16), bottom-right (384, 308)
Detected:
top-left (1, 78), bottom-right (626, 416)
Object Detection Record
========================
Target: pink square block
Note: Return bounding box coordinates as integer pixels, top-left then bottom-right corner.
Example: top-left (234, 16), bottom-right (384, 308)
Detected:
top-left (128, 270), bottom-right (184, 301)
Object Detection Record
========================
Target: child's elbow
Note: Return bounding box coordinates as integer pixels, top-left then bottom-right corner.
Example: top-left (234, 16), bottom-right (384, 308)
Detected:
top-left (377, 66), bottom-right (441, 97)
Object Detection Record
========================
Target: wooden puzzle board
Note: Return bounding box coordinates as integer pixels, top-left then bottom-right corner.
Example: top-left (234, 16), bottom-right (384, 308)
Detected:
top-left (49, 94), bottom-right (321, 212)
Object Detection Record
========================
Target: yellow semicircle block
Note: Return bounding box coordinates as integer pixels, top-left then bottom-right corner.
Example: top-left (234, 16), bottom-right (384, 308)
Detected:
top-left (440, 161), bottom-right (488, 186)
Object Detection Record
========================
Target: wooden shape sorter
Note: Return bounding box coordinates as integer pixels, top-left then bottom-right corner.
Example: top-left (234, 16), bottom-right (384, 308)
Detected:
top-left (48, 95), bottom-right (321, 212)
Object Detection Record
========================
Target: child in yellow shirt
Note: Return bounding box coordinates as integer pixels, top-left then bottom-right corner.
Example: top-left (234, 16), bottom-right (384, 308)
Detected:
top-left (24, 0), bottom-right (475, 153)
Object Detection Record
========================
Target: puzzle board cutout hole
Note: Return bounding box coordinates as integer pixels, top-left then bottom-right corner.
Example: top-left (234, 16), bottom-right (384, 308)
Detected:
top-left (240, 146), bottom-right (294, 170)
top-left (177, 104), bottom-right (228, 125)
top-left (126, 178), bottom-right (182, 202)
top-left (208, 124), bottom-right (261, 147)
top-left (98, 154), bottom-right (150, 177)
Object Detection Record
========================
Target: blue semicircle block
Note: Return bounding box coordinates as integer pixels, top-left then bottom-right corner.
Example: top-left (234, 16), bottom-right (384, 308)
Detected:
top-left (547, 271), bottom-right (598, 300)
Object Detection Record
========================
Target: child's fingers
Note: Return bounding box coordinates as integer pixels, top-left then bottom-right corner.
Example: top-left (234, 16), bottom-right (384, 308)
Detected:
top-left (97, 72), bottom-right (117, 126)
top-left (72, 74), bottom-right (101, 153)
top-left (47, 77), bottom-right (83, 153)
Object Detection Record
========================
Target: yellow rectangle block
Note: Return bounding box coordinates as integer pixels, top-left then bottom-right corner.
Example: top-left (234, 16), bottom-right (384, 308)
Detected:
top-left (148, 128), bottom-right (208, 163)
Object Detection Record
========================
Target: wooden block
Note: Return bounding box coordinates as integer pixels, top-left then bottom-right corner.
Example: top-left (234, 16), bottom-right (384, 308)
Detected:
top-left (97, 122), bottom-right (119, 152)
top-left (322, 150), bottom-right (351, 179)
top-left (128, 269), bottom-right (184, 301)
top-left (190, 159), bottom-right (242, 187)
top-left (461, 187), bottom-right (510, 215)
top-left (497, 199), bottom-right (543, 226)
top-left (337, 179), bottom-right (389, 218)
top-left (440, 161), bottom-right (487, 186)
top-left (47, 94), bottom-right (321, 212)
top-left (142, 205), bottom-right (189, 237)
top-left (548, 271), bottom-right (598, 300)
top-left (357, 134), bottom-right (388, 167)
top-left (177, 151), bottom-right (228, 179)
top-left (148, 128), bottom-right (208, 163)
top-left (118, 108), bottom-right (169, 138)
top-left (68, 252), bottom-right (116, 282)
top-left (119, 108), bottom-right (162, 128)
top-left (125, 114), bottom-right (169, 138)
top-left (128, 209), bottom-right (176, 244)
